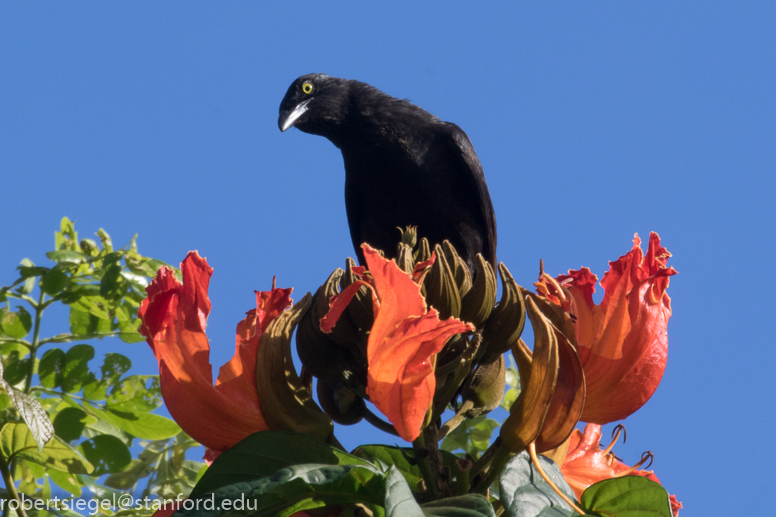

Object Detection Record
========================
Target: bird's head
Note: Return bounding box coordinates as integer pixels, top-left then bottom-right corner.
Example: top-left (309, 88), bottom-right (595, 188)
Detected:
top-left (278, 74), bottom-right (349, 137)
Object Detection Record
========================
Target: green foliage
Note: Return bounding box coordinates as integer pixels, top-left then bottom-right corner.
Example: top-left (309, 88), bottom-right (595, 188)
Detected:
top-left (0, 218), bottom-right (203, 515)
top-left (499, 451), bottom-right (575, 517)
top-left (579, 476), bottom-right (674, 517)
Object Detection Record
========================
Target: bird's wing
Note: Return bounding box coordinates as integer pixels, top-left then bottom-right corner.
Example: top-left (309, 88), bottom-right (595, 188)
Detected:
top-left (439, 122), bottom-right (498, 267)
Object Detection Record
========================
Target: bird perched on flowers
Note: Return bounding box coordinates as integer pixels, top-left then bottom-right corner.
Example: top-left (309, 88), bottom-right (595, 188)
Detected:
top-left (278, 74), bottom-right (497, 271)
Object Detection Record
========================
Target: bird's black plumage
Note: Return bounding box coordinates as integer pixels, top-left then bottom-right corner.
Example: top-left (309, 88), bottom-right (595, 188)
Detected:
top-left (278, 74), bottom-right (497, 271)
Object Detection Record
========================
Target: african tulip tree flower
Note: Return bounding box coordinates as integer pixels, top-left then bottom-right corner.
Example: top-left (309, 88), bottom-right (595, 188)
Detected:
top-left (321, 244), bottom-right (473, 442)
top-left (561, 424), bottom-right (682, 516)
top-left (138, 251), bottom-right (293, 455)
top-left (536, 232), bottom-right (677, 424)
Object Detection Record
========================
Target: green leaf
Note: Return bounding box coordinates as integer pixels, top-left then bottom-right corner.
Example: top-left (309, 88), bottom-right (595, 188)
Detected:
top-left (18, 259), bottom-right (37, 294)
top-left (103, 459), bottom-right (148, 489)
top-left (100, 262), bottom-right (124, 300)
top-left (46, 250), bottom-right (88, 264)
top-left (1, 361), bottom-right (55, 449)
top-left (499, 451), bottom-right (575, 517)
top-left (61, 344), bottom-right (96, 393)
top-left (441, 416), bottom-right (499, 458)
top-left (2, 348), bottom-right (30, 385)
top-left (580, 476), bottom-right (673, 517)
top-left (53, 407), bottom-right (90, 442)
top-left (41, 269), bottom-right (70, 295)
top-left (190, 430), bottom-right (373, 498)
top-left (384, 466), bottom-right (424, 517)
top-left (48, 468), bottom-right (83, 497)
top-left (78, 434), bottom-right (132, 475)
top-left (84, 401), bottom-right (181, 440)
top-left (180, 463), bottom-right (386, 517)
top-left (69, 306), bottom-right (111, 336)
top-left (0, 306), bottom-right (33, 339)
top-left (353, 445), bottom-right (423, 491)
top-left (106, 375), bottom-right (162, 413)
top-left (0, 423), bottom-right (93, 474)
top-left (82, 353), bottom-right (133, 400)
top-left (38, 348), bottom-right (66, 388)
top-left (353, 445), bottom-right (468, 498)
top-left (18, 266), bottom-right (50, 280)
top-left (421, 495), bottom-right (497, 517)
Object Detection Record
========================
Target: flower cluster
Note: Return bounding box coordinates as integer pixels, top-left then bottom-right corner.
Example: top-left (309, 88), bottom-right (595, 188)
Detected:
top-left (138, 231), bottom-right (680, 515)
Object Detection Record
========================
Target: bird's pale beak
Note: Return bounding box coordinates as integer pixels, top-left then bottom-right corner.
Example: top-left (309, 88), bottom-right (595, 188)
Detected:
top-left (278, 99), bottom-right (312, 132)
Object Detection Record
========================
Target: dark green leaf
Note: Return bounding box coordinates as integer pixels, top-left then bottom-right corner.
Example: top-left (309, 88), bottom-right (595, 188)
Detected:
top-left (0, 423), bottom-right (92, 474)
top-left (82, 353), bottom-right (133, 400)
top-left (62, 344), bottom-right (96, 393)
top-left (38, 348), bottom-right (66, 388)
top-left (78, 434), bottom-right (132, 475)
top-left (53, 407), bottom-right (89, 442)
top-left (18, 266), bottom-right (50, 280)
top-left (107, 375), bottom-right (161, 413)
top-left (2, 349), bottom-right (30, 385)
top-left (500, 451), bottom-right (575, 517)
top-left (100, 263), bottom-right (124, 300)
top-left (191, 430), bottom-right (372, 498)
top-left (384, 466), bottom-right (424, 517)
top-left (421, 495), bottom-right (496, 517)
top-left (580, 476), bottom-right (673, 517)
top-left (353, 445), bottom-right (423, 491)
top-left (41, 269), bottom-right (70, 295)
top-left (0, 306), bottom-right (33, 339)
top-left (179, 463), bottom-right (386, 517)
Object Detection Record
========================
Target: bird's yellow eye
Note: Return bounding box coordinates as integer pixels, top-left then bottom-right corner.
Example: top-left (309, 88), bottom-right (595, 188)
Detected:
top-left (302, 81), bottom-right (314, 95)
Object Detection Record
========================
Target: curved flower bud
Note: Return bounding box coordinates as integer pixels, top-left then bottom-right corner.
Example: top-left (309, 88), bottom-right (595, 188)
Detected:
top-left (322, 244), bottom-right (473, 442)
top-left (138, 252), bottom-right (292, 454)
top-left (536, 232), bottom-right (677, 424)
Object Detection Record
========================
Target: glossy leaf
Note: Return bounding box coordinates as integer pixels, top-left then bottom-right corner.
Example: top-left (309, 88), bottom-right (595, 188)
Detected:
top-left (500, 452), bottom-right (575, 517)
top-left (384, 466), bottom-right (424, 517)
top-left (421, 495), bottom-right (497, 517)
top-left (191, 430), bottom-right (372, 498)
top-left (580, 476), bottom-right (673, 517)
top-left (181, 463), bottom-right (386, 517)
top-left (84, 401), bottom-right (181, 440)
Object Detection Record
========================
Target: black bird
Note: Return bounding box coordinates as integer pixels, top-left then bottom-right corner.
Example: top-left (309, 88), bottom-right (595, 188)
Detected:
top-left (278, 74), bottom-right (497, 271)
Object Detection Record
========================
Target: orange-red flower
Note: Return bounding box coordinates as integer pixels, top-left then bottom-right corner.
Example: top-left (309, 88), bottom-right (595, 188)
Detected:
top-left (321, 244), bottom-right (473, 442)
top-left (138, 251), bottom-right (292, 455)
top-left (536, 232), bottom-right (677, 424)
top-left (561, 424), bottom-right (682, 516)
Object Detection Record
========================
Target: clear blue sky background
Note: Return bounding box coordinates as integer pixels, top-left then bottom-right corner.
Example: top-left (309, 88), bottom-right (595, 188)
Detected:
top-left (2, 2), bottom-right (775, 515)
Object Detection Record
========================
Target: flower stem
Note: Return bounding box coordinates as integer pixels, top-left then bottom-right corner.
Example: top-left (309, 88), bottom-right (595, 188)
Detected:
top-left (437, 400), bottom-right (474, 441)
top-left (362, 407), bottom-right (399, 436)
top-left (471, 440), bottom-right (510, 494)
top-left (528, 442), bottom-right (585, 515)
top-left (412, 428), bottom-right (439, 499)
top-left (24, 289), bottom-right (46, 394)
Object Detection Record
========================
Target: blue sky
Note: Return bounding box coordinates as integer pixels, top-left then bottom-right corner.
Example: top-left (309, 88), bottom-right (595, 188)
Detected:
top-left (2, 2), bottom-right (775, 514)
